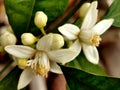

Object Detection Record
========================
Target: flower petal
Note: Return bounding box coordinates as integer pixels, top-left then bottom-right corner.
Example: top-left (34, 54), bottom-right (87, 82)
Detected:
top-left (48, 49), bottom-right (78, 64)
top-left (82, 43), bottom-right (99, 64)
top-left (58, 23), bottom-right (80, 40)
top-left (18, 68), bottom-right (36, 90)
top-left (69, 39), bottom-right (81, 56)
top-left (38, 52), bottom-right (50, 71)
top-left (92, 19), bottom-right (114, 35)
top-left (30, 76), bottom-right (47, 90)
top-left (50, 61), bottom-right (62, 74)
top-left (5, 45), bottom-right (36, 58)
top-left (36, 34), bottom-right (53, 51)
top-left (81, 1), bottom-right (98, 30)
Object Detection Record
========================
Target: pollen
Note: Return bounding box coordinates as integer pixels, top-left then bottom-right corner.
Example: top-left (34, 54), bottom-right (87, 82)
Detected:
top-left (27, 60), bottom-right (49, 77)
top-left (36, 65), bottom-right (49, 77)
top-left (90, 34), bottom-right (102, 46)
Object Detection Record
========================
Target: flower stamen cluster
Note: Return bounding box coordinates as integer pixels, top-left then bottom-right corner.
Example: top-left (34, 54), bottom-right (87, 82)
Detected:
top-left (91, 34), bottom-right (102, 46)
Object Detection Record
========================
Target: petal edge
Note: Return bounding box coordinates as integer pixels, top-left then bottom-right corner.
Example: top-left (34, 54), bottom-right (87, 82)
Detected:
top-left (58, 24), bottom-right (80, 40)
top-left (5, 45), bottom-right (35, 58)
top-left (82, 43), bottom-right (99, 64)
top-left (18, 68), bottom-right (36, 90)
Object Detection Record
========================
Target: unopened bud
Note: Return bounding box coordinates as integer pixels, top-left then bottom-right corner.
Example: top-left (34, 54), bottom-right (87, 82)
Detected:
top-left (79, 2), bottom-right (91, 18)
top-left (21, 33), bottom-right (37, 46)
top-left (0, 31), bottom-right (17, 47)
top-left (50, 33), bottom-right (64, 50)
top-left (34, 11), bottom-right (48, 29)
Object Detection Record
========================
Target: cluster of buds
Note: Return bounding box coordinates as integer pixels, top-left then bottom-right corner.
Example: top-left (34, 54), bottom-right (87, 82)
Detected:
top-left (21, 11), bottom-right (48, 46)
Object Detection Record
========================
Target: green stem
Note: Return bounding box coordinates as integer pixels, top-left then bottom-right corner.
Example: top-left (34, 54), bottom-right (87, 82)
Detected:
top-left (40, 27), bottom-right (46, 36)
top-left (0, 60), bottom-right (13, 75)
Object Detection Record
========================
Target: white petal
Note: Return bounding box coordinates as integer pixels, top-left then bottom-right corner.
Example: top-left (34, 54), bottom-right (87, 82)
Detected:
top-left (30, 76), bottom-right (47, 90)
top-left (48, 49), bottom-right (78, 64)
top-left (92, 19), bottom-right (114, 35)
top-left (82, 43), bottom-right (99, 64)
top-left (5, 45), bottom-right (36, 58)
top-left (38, 52), bottom-right (50, 70)
top-left (36, 34), bottom-right (53, 51)
top-left (81, 1), bottom-right (98, 30)
top-left (58, 23), bottom-right (80, 40)
top-left (69, 39), bottom-right (81, 56)
top-left (18, 68), bottom-right (36, 90)
top-left (50, 61), bottom-right (62, 74)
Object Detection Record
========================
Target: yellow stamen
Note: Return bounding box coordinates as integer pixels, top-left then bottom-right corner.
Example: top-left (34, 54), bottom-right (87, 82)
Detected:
top-left (90, 34), bottom-right (102, 46)
top-left (36, 64), bottom-right (49, 77)
top-left (27, 52), bottom-right (50, 77)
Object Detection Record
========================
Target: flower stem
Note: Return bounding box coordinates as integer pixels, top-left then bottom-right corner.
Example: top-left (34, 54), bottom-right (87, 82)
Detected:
top-left (40, 27), bottom-right (46, 36)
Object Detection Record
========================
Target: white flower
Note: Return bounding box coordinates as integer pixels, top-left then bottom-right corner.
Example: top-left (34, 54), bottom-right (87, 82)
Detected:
top-left (5, 33), bottom-right (78, 89)
top-left (58, 1), bottom-right (114, 64)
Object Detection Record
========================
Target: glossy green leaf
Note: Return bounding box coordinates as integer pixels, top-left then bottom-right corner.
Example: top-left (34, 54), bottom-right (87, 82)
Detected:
top-left (4, 0), bottom-right (68, 39)
top-left (103, 0), bottom-right (120, 27)
top-left (66, 52), bottom-right (106, 76)
top-left (4, 0), bottom-right (35, 39)
top-left (0, 67), bottom-right (26, 90)
top-left (61, 65), bottom-right (120, 90)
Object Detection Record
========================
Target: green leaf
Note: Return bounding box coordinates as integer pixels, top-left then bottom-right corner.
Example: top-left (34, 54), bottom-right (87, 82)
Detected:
top-left (103, 0), bottom-right (120, 27)
top-left (66, 52), bottom-right (106, 76)
top-left (61, 65), bottom-right (120, 90)
top-left (5, 0), bottom-right (68, 39)
top-left (66, 84), bottom-right (70, 90)
top-left (0, 67), bottom-right (26, 90)
top-left (4, 0), bottom-right (35, 39)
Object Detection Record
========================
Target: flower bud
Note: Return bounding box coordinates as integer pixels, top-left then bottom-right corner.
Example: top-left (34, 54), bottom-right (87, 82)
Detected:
top-left (79, 2), bottom-right (91, 18)
top-left (21, 33), bottom-right (37, 46)
top-left (34, 11), bottom-right (48, 29)
top-left (0, 31), bottom-right (17, 47)
top-left (50, 33), bottom-right (64, 50)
